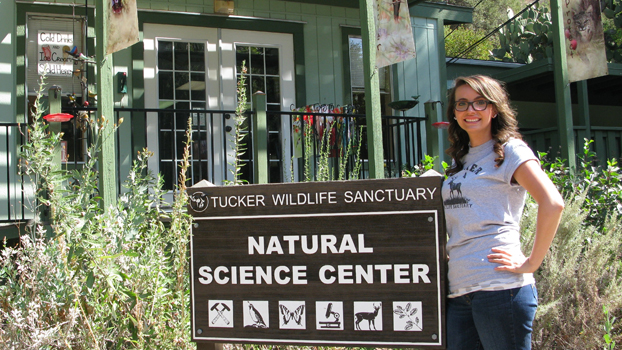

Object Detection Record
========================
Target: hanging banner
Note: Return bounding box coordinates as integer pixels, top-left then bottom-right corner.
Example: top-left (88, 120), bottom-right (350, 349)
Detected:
top-left (37, 30), bottom-right (74, 77)
top-left (374, 0), bottom-right (417, 68)
top-left (106, 0), bottom-right (140, 55)
top-left (562, 0), bottom-right (608, 82)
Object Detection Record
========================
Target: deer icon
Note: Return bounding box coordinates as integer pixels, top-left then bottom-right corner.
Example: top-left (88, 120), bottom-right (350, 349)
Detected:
top-left (354, 304), bottom-right (381, 331)
top-left (447, 179), bottom-right (462, 199)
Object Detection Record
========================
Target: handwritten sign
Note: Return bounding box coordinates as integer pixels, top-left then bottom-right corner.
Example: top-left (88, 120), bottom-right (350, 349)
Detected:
top-left (189, 177), bottom-right (447, 348)
top-left (37, 30), bottom-right (75, 77)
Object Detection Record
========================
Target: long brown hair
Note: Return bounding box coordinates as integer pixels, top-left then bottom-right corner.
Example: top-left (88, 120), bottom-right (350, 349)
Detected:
top-left (445, 75), bottom-right (522, 177)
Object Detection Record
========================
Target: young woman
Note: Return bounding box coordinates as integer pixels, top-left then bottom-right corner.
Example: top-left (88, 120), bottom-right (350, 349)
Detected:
top-left (442, 75), bottom-right (564, 349)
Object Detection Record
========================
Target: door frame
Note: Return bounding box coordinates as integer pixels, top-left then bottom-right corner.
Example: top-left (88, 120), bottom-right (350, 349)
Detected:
top-left (143, 24), bottom-right (296, 187)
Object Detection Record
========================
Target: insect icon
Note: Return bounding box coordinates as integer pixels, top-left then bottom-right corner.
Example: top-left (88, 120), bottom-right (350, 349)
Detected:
top-left (279, 301), bottom-right (306, 329)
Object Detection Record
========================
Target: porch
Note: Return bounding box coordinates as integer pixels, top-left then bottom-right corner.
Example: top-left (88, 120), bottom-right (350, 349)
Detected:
top-left (0, 103), bottom-right (426, 225)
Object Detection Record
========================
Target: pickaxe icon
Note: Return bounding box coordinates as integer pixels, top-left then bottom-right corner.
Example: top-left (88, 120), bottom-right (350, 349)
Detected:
top-left (210, 303), bottom-right (231, 325)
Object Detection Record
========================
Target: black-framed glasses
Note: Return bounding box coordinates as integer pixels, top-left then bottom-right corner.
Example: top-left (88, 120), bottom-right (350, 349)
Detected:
top-left (454, 100), bottom-right (491, 112)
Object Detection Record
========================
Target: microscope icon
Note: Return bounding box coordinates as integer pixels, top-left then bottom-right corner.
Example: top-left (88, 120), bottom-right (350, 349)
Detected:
top-left (318, 302), bottom-right (342, 329)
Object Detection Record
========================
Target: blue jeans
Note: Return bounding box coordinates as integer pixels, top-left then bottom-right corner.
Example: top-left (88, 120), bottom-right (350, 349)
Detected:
top-left (447, 284), bottom-right (538, 350)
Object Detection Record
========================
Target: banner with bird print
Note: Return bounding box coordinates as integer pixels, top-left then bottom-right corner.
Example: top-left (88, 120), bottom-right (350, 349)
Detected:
top-left (374, 0), bottom-right (416, 68)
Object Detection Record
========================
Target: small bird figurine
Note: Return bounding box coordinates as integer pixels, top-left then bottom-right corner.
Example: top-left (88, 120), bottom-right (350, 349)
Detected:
top-left (64, 46), bottom-right (95, 63)
top-left (65, 46), bottom-right (79, 58)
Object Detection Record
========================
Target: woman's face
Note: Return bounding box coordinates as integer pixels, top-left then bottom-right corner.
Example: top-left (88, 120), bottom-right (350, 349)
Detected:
top-left (453, 84), bottom-right (498, 146)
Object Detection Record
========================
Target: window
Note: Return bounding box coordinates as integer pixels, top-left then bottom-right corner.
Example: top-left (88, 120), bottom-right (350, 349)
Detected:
top-left (157, 40), bottom-right (207, 190)
top-left (348, 36), bottom-right (392, 116)
top-left (26, 15), bottom-right (88, 164)
top-left (236, 45), bottom-right (283, 183)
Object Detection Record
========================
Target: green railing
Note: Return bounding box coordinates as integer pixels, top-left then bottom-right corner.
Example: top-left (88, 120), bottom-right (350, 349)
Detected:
top-left (522, 126), bottom-right (622, 164)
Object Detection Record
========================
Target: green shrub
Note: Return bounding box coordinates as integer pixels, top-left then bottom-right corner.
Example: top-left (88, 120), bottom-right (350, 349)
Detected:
top-left (410, 140), bottom-right (622, 348)
top-left (0, 85), bottom-right (195, 349)
top-left (531, 139), bottom-right (622, 348)
top-left (539, 139), bottom-right (622, 228)
top-left (521, 193), bottom-right (622, 349)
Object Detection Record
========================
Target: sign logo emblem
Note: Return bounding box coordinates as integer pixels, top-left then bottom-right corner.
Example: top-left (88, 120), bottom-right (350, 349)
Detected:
top-left (190, 191), bottom-right (209, 212)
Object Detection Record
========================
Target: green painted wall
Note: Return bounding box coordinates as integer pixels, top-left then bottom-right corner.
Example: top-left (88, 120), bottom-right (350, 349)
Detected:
top-left (0, 0), bottom-right (16, 122)
top-left (0, 0), bottom-right (22, 224)
top-left (10, 0), bottom-right (461, 177)
top-left (11, 0), bottom-right (461, 119)
top-left (514, 101), bottom-right (622, 130)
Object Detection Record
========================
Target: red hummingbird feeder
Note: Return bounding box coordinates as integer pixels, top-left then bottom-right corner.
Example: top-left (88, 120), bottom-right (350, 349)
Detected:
top-left (43, 113), bottom-right (74, 123)
top-left (432, 121), bottom-right (449, 130)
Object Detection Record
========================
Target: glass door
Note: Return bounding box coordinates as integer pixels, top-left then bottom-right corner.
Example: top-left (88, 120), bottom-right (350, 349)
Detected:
top-left (144, 25), bottom-right (295, 190)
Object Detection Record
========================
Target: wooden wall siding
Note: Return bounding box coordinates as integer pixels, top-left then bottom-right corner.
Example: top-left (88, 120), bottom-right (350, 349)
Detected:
top-left (121, 0), bottom-right (362, 106)
top-left (17, 0), bottom-right (442, 111)
top-left (0, 0), bottom-right (16, 123)
top-left (392, 17), bottom-right (439, 159)
top-left (394, 18), bottom-right (438, 118)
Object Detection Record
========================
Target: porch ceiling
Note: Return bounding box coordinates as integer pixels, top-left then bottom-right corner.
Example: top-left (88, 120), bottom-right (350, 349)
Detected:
top-left (494, 60), bottom-right (622, 107)
top-left (279, 0), bottom-right (427, 8)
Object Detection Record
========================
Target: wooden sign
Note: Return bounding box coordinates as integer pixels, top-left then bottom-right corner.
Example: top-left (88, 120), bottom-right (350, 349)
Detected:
top-left (188, 176), bottom-right (447, 348)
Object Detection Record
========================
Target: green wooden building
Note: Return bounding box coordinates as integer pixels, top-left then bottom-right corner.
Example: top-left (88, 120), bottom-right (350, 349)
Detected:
top-left (0, 0), bottom-right (472, 229)
top-left (2, 0), bottom-right (621, 233)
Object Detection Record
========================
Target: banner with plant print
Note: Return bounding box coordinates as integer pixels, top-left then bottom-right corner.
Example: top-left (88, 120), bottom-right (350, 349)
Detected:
top-left (107, 0), bottom-right (139, 55)
top-left (562, 0), bottom-right (608, 82)
top-left (374, 0), bottom-right (416, 68)
top-left (291, 104), bottom-right (357, 159)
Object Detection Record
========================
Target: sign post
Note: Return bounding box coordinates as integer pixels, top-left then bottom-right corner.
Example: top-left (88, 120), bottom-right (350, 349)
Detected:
top-left (188, 176), bottom-right (447, 348)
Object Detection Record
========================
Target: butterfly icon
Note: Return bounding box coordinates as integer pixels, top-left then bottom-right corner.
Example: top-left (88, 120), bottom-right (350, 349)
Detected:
top-left (279, 304), bottom-right (305, 326)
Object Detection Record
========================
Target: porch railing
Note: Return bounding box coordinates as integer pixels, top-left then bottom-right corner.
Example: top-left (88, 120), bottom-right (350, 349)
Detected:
top-left (1, 107), bottom-right (426, 223)
top-left (522, 126), bottom-right (622, 164)
top-left (0, 123), bottom-right (30, 224)
top-left (267, 110), bottom-right (426, 182)
top-left (59, 106), bottom-right (427, 186)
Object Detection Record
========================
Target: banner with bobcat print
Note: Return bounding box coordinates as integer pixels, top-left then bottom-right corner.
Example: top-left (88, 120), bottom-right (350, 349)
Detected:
top-left (562, 0), bottom-right (608, 82)
top-left (106, 0), bottom-right (139, 55)
top-left (374, 0), bottom-right (416, 68)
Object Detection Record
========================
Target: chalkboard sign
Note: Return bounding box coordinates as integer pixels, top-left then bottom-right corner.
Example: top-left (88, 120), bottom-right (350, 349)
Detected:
top-left (188, 176), bottom-right (447, 348)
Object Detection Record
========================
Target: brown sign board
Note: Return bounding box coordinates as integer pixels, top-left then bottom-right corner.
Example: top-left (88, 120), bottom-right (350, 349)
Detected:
top-left (188, 176), bottom-right (447, 348)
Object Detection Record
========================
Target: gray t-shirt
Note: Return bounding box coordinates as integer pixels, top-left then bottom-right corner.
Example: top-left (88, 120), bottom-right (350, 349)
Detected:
top-left (442, 138), bottom-right (537, 297)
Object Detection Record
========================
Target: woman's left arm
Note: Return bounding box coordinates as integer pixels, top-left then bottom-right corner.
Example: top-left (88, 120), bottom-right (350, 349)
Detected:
top-left (488, 159), bottom-right (565, 274)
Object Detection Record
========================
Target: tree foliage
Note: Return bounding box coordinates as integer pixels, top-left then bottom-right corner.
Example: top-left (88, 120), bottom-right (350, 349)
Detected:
top-left (490, 3), bottom-right (554, 63)
top-left (603, 0), bottom-right (622, 63)
top-left (445, 0), bottom-right (526, 34)
top-left (445, 27), bottom-right (496, 60)
top-left (443, 0), bottom-right (525, 60)
top-left (445, 0), bottom-right (622, 63)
